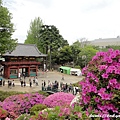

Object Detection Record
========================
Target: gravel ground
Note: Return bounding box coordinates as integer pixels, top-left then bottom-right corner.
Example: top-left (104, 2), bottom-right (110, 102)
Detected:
top-left (0, 71), bottom-right (83, 93)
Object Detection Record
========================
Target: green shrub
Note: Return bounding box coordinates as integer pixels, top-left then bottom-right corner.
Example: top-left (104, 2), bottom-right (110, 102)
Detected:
top-left (30, 104), bottom-right (47, 115)
top-left (0, 91), bottom-right (24, 101)
top-left (74, 65), bottom-right (81, 69)
top-left (16, 114), bottom-right (31, 120)
top-left (37, 90), bottom-right (49, 97)
top-left (72, 81), bottom-right (81, 87)
top-left (37, 105), bottom-right (90, 120)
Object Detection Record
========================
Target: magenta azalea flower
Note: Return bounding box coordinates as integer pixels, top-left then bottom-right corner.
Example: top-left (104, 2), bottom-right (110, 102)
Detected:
top-left (98, 65), bottom-right (108, 71)
top-left (102, 73), bottom-right (109, 78)
top-left (43, 92), bottom-right (74, 108)
top-left (94, 97), bottom-right (100, 103)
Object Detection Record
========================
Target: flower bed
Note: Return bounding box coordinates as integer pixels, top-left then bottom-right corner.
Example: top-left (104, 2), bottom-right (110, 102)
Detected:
top-left (0, 93), bottom-right (45, 118)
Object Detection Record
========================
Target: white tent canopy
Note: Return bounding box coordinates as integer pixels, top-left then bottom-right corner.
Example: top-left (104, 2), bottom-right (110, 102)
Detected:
top-left (70, 68), bottom-right (82, 76)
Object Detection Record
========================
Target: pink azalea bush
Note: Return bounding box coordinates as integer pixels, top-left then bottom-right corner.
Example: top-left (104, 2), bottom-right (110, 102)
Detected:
top-left (43, 92), bottom-right (75, 108)
top-left (79, 49), bottom-right (120, 120)
top-left (0, 93), bottom-right (45, 118)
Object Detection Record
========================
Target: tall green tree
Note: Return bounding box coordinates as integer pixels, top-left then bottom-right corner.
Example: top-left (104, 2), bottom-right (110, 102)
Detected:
top-left (79, 45), bottom-right (98, 67)
top-left (24, 17), bottom-right (43, 47)
top-left (57, 45), bottom-right (72, 65)
top-left (0, 0), bottom-right (17, 55)
top-left (70, 40), bottom-right (81, 67)
top-left (39, 25), bottom-right (68, 54)
top-left (39, 25), bottom-right (69, 69)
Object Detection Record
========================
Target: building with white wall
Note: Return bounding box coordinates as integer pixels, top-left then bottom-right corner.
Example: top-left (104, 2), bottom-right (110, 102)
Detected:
top-left (89, 37), bottom-right (120, 48)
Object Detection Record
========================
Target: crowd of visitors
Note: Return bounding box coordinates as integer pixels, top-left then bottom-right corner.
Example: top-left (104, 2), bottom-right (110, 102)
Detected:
top-left (42, 80), bottom-right (59, 92)
top-left (41, 80), bottom-right (80, 95)
top-left (20, 75), bottom-right (39, 87)
top-left (0, 73), bottom-right (39, 88)
top-left (0, 71), bottom-right (80, 95)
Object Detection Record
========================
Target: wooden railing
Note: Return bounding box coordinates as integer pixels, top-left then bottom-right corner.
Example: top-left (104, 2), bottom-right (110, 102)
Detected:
top-left (2, 61), bottom-right (40, 65)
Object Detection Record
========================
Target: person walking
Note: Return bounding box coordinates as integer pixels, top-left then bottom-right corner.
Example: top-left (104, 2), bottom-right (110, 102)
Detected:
top-left (29, 78), bottom-right (32, 87)
top-left (18, 72), bottom-right (21, 78)
top-left (43, 80), bottom-right (46, 90)
top-left (35, 77), bottom-right (38, 86)
top-left (9, 81), bottom-right (12, 89)
top-left (23, 73), bottom-right (26, 80)
top-left (65, 83), bottom-right (68, 92)
top-left (12, 80), bottom-right (15, 87)
top-left (3, 80), bottom-right (5, 86)
top-left (61, 75), bottom-right (64, 80)
top-left (23, 81), bottom-right (26, 87)
top-left (33, 77), bottom-right (35, 84)
top-left (20, 75), bottom-right (22, 81)
top-left (20, 80), bottom-right (23, 87)
top-left (43, 80), bottom-right (46, 87)
top-left (8, 80), bottom-right (9, 88)
top-left (42, 83), bottom-right (44, 90)
top-left (60, 82), bottom-right (63, 89)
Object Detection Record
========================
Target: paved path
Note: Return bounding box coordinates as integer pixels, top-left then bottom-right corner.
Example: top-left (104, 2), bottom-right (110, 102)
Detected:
top-left (0, 71), bottom-right (83, 93)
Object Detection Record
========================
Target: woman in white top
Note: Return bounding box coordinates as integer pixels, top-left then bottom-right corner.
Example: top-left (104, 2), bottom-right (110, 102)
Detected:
top-left (35, 77), bottom-right (38, 86)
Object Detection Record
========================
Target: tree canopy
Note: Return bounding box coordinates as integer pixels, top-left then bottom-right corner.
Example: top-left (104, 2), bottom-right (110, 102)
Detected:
top-left (0, 0), bottom-right (17, 55)
top-left (38, 25), bottom-right (69, 69)
top-left (24, 17), bottom-right (43, 45)
top-left (38, 25), bottom-right (69, 54)
top-left (70, 40), bottom-right (81, 67)
top-left (57, 45), bottom-right (72, 65)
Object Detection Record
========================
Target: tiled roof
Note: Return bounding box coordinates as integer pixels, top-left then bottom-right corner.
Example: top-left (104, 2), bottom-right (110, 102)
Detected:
top-left (3, 43), bottom-right (47, 57)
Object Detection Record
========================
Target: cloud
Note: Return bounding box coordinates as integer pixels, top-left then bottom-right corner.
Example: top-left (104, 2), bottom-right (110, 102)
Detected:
top-left (81, 0), bottom-right (113, 12)
top-left (3, 0), bottom-right (120, 44)
top-left (28, 0), bottom-right (53, 8)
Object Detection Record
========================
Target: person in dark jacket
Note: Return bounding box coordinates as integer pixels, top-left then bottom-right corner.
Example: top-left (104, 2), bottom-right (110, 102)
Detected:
top-left (29, 78), bottom-right (32, 87)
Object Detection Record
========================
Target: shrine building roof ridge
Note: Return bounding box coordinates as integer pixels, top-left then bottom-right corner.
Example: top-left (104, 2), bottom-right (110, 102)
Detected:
top-left (3, 43), bottom-right (47, 57)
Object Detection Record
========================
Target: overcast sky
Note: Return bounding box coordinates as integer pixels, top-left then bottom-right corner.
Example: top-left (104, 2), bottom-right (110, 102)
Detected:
top-left (3, 0), bottom-right (120, 44)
